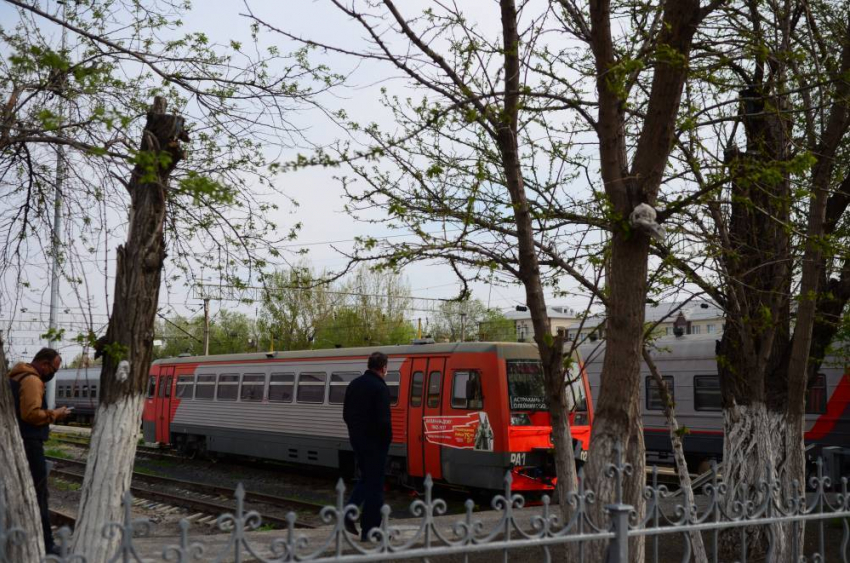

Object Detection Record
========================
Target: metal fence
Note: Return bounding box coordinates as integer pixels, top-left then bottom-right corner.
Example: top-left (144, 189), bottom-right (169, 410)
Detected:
top-left (2, 451), bottom-right (848, 563)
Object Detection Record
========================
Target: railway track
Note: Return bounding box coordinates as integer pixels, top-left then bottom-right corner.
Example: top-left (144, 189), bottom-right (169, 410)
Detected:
top-left (50, 434), bottom-right (181, 462)
top-left (47, 456), bottom-right (320, 529)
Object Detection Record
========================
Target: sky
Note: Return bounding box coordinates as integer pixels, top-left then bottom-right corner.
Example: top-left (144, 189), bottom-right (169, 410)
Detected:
top-left (0, 0), bottom-right (599, 363)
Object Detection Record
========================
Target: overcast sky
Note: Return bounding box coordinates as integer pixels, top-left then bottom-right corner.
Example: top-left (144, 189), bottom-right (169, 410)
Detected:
top-left (1, 0), bottom-right (596, 362)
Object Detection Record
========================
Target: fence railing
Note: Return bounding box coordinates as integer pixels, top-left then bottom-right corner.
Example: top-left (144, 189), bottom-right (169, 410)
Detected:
top-left (2, 450), bottom-right (848, 562)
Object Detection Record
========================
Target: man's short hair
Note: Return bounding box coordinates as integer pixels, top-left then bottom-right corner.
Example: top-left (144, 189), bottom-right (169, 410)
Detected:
top-left (32, 347), bottom-right (61, 364)
top-left (367, 351), bottom-right (388, 371)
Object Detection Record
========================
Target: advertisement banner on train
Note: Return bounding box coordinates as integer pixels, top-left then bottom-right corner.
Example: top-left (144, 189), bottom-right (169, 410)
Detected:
top-left (423, 412), bottom-right (494, 451)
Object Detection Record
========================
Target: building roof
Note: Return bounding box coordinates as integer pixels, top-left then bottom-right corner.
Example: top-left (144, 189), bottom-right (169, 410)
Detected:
top-left (504, 305), bottom-right (579, 321)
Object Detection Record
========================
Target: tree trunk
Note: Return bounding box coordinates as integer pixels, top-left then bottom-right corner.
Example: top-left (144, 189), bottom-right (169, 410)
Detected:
top-left (0, 333), bottom-right (44, 561)
top-left (642, 348), bottom-right (708, 563)
top-left (70, 97), bottom-right (187, 562)
top-left (498, 0), bottom-right (578, 518)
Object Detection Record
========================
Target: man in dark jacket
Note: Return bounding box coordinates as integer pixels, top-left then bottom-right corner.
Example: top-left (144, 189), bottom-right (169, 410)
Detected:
top-left (342, 351), bottom-right (392, 541)
top-left (8, 348), bottom-right (70, 555)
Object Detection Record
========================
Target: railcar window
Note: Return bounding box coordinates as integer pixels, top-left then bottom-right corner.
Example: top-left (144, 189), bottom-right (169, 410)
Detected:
top-left (176, 375), bottom-right (195, 399)
top-left (806, 373), bottom-right (827, 414)
top-left (645, 376), bottom-right (674, 411)
top-left (452, 371), bottom-right (483, 410)
top-left (329, 372), bottom-right (359, 404)
top-left (410, 371), bottom-right (424, 407)
top-left (74, 386), bottom-right (80, 398)
top-left (91, 386), bottom-right (97, 399)
top-left (217, 374), bottom-right (239, 401)
top-left (147, 376), bottom-right (156, 398)
top-left (82, 385), bottom-right (89, 398)
top-left (427, 371), bottom-right (442, 408)
top-left (693, 376), bottom-right (721, 411)
top-left (194, 374), bottom-right (216, 400)
top-left (386, 371), bottom-right (400, 405)
top-left (297, 372), bottom-right (327, 403)
top-left (57, 387), bottom-right (64, 399)
top-left (269, 373), bottom-right (295, 402)
top-left (240, 373), bottom-right (266, 402)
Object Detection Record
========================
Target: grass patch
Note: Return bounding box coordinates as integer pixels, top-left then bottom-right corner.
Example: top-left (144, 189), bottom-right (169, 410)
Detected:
top-left (256, 523), bottom-right (276, 532)
top-left (45, 448), bottom-right (71, 459)
top-left (133, 466), bottom-right (163, 477)
top-left (51, 478), bottom-right (81, 492)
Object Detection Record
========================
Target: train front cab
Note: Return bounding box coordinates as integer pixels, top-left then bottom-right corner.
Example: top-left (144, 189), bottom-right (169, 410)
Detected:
top-left (401, 346), bottom-right (593, 493)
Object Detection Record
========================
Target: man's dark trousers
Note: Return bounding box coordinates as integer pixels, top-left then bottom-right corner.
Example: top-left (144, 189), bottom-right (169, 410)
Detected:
top-left (22, 438), bottom-right (55, 552)
top-left (347, 435), bottom-right (388, 541)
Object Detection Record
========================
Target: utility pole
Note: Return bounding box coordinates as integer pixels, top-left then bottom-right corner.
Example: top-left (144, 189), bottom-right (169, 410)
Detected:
top-left (460, 313), bottom-right (467, 342)
top-left (202, 298), bottom-right (210, 356)
top-left (45, 3), bottom-right (68, 409)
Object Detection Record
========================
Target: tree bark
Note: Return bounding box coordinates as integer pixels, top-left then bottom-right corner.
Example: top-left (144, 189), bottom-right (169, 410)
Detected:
top-left (497, 0), bottom-right (577, 516)
top-left (0, 332), bottom-right (44, 561)
top-left (582, 1), bottom-right (705, 560)
top-left (70, 96), bottom-right (187, 562)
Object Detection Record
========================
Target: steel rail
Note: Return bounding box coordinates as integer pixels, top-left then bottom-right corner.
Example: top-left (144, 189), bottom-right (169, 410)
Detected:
top-left (48, 457), bottom-right (319, 529)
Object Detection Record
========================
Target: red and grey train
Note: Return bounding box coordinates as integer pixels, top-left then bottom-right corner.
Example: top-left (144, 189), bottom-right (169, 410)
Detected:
top-left (580, 334), bottom-right (850, 472)
top-left (141, 342), bottom-right (594, 492)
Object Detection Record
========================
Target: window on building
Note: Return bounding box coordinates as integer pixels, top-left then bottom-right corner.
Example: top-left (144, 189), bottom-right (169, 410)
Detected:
top-left (296, 372), bottom-right (327, 404)
top-left (240, 373), bottom-right (266, 402)
top-left (645, 376), bottom-right (674, 411)
top-left (452, 371), bottom-right (483, 410)
top-left (176, 375), bottom-right (195, 399)
top-left (216, 374), bottom-right (239, 401)
top-left (693, 375), bottom-right (721, 411)
top-left (194, 374), bottom-right (216, 400)
top-left (427, 371), bottom-right (442, 408)
top-left (329, 372), bottom-right (359, 404)
top-left (386, 371), bottom-right (400, 405)
top-left (706, 324), bottom-right (716, 334)
top-left (806, 373), bottom-right (827, 414)
top-left (410, 371), bottom-right (424, 407)
top-left (268, 373), bottom-right (294, 402)
top-left (690, 325), bottom-right (701, 335)
top-left (665, 327), bottom-right (673, 336)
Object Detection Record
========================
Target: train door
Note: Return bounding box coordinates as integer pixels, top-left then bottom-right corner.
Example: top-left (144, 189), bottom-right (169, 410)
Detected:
top-left (422, 358), bottom-right (445, 480)
top-left (406, 358), bottom-right (427, 477)
top-left (155, 366), bottom-right (175, 443)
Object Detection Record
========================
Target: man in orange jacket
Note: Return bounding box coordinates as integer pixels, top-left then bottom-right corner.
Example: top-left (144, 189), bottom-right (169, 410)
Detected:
top-left (8, 348), bottom-right (70, 555)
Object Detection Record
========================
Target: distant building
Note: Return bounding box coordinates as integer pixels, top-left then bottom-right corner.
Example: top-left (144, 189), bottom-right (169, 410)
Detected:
top-left (504, 301), bottom-right (724, 342)
top-left (504, 305), bottom-right (584, 342)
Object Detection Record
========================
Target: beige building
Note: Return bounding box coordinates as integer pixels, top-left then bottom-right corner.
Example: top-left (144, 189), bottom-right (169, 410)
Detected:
top-left (504, 301), bottom-right (724, 342)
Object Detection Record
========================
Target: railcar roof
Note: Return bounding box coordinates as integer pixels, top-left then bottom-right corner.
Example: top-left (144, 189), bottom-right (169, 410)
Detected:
top-left (578, 334), bottom-right (721, 366)
top-left (151, 341), bottom-right (543, 365)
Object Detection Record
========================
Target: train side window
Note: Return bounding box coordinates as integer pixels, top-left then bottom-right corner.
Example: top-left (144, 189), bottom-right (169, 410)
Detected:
top-left (269, 373), bottom-right (295, 402)
top-left (693, 375), bottom-right (721, 411)
top-left (410, 371), bottom-right (424, 407)
top-left (386, 371), bottom-right (400, 406)
top-left (194, 374), bottom-right (216, 400)
top-left (240, 373), bottom-right (266, 402)
top-left (297, 372), bottom-right (327, 403)
top-left (57, 387), bottom-right (64, 399)
top-left (176, 375), bottom-right (195, 399)
top-left (81, 385), bottom-right (89, 398)
top-left (217, 374), bottom-right (239, 401)
top-left (329, 372), bottom-right (359, 404)
top-left (147, 377), bottom-right (157, 398)
top-left (806, 373), bottom-right (827, 414)
top-left (451, 371), bottom-right (483, 410)
top-left (427, 371), bottom-right (442, 408)
top-left (91, 386), bottom-right (97, 399)
top-left (74, 386), bottom-right (80, 398)
top-left (646, 376), bottom-right (674, 411)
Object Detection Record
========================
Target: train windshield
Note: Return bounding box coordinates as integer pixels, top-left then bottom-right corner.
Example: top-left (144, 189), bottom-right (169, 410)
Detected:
top-left (506, 360), bottom-right (548, 411)
top-left (565, 365), bottom-right (587, 413)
